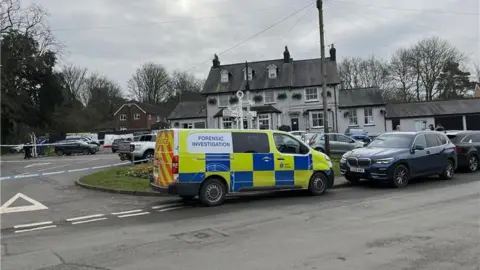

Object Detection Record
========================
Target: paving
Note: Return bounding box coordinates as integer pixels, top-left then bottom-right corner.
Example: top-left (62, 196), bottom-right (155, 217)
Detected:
top-left (1, 153), bottom-right (479, 269)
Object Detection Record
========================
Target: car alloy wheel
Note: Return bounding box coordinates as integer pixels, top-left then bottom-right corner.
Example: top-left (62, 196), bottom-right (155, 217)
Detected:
top-left (393, 165), bottom-right (409, 188)
top-left (445, 160), bottom-right (454, 178)
top-left (468, 155), bottom-right (478, 172)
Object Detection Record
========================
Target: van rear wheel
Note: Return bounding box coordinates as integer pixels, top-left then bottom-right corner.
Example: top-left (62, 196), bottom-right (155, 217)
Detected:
top-left (308, 172), bottom-right (328, 196)
top-left (199, 178), bottom-right (226, 207)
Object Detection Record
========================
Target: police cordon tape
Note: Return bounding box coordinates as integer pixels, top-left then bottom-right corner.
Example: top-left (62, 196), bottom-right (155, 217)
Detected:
top-left (0, 158), bottom-right (152, 181)
top-left (0, 134), bottom-right (149, 147)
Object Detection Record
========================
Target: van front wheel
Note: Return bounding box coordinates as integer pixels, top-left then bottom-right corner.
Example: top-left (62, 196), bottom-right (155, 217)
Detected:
top-left (308, 172), bottom-right (328, 196)
top-left (199, 178), bottom-right (226, 207)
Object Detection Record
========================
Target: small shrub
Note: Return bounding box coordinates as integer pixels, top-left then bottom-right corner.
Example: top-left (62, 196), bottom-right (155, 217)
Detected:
top-left (292, 93), bottom-right (302, 100)
top-left (278, 125), bottom-right (291, 132)
top-left (120, 164), bottom-right (153, 179)
top-left (229, 96), bottom-right (238, 104)
top-left (208, 98), bottom-right (217, 105)
top-left (253, 95), bottom-right (263, 102)
top-left (277, 92), bottom-right (287, 100)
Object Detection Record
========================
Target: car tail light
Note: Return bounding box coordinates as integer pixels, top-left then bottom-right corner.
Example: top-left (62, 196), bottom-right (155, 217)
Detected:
top-left (172, 155), bottom-right (179, 174)
top-left (455, 145), bottom-right (462, 153)
top-left (130, 145), bottom-right (135, 152)
top-left (310, 140), bottom-right (315, 146)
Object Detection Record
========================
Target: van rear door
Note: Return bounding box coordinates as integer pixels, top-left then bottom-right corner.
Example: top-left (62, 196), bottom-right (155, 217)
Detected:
top-left (153, 130), bottom-right (176, 188)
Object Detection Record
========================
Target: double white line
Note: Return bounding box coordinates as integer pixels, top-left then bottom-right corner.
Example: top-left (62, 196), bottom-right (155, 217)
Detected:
top-left (14, 221), bottom-right (56, 233)
top-left (66, 214), bottom-right (107, 225)
top-left (111, 209), bottom-right (150, 218)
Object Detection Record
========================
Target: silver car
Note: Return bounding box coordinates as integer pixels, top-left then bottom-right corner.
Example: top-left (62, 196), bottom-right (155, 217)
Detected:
top-left (308, 133), bottom-right (364, 155)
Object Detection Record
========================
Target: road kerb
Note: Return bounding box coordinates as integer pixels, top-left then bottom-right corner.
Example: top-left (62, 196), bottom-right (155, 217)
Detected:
top-left (75, 178), bottom-right (173, 197)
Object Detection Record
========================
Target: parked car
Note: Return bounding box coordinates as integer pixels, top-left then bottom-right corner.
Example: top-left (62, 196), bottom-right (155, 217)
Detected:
top-left (446, 131), bottom-right (479, 172)
top-left (301, 133), bottom-right (316, 144)
top-left (54, 139), bottom-right (99, 156)
top-left (118, 134), bottom-right (156, 162)
top-left (345, 127), bottom-right (369, 143)
top-left (340, 131), bottom-right (457, 188)
top-left (9, 144), bottom-right (24, 153)
top-left (67, 136), bottom-right (100, 146)
top-left (309, 133), bottom-right (364, 155)
top-left (111, 138), bottom-right (132, 153)
top-left (290, 131), bottom-right (306, 141)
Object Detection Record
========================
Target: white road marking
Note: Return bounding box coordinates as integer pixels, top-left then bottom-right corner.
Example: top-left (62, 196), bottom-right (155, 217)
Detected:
top-left (24, 162), bottom-right (51, 168)
top-left (117, 212), bottom-right (150, 218)
top-left (14, 174), bottom-right (39, 179)
top-left (71, 217), bottom-right (108, 225)
top-left (111, 209), bottom-right (142, 215)
top-left (14, 225), bottom-right (57, 233)
top-left (0, 193), bottom-right (48, 214)
top-left (67, 168), bottom-right (90, 173)
top-left (37, 164), bottom-right (70, 172)
top-left (66, 214), bottom-right (104, 222)
top-left (158, 206), bottom-right (184, 212)
top-left (151, 203), bottom-right (183, 210)
top-left (91, 164), bottom-right (112, 169)
top-left (41, 171), bottom-right (65, 176)
top-left (14, 221), bottom-right (53, 229)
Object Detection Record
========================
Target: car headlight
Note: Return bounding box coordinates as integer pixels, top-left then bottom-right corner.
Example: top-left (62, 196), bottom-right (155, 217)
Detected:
top-left (374, 158), bottom-right (394, 164)
top-left (340, 152), bottom-right (349, 163)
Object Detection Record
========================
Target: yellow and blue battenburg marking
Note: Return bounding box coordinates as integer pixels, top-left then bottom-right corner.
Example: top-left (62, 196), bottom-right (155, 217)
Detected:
top-left (177, 152), bottom-right (324, 192)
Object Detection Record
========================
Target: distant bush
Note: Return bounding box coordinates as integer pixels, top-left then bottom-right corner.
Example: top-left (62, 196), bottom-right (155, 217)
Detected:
top-left (121, 163), bottom-right (153, 179)
top-left (278, 125), bottom-right (291, 132)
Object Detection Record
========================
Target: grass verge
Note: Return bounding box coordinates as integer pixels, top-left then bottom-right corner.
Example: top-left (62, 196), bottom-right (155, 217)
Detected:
top-left (331, 158), bottom-right (341, 177)
top-left (80, 164), bottom-right (152, 192)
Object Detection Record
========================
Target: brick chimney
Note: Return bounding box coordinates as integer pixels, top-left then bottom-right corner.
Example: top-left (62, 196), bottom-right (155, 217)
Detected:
top-left (329, 44), bottom-right (336, 62)
top-left (283, 46), bottom-right (291, 63)
top-left (212, 54), bottom-right (220, 68)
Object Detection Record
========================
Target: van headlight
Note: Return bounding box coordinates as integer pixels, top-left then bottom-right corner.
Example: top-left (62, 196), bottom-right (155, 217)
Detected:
top-left (374, 158), bottom-right (394, 164)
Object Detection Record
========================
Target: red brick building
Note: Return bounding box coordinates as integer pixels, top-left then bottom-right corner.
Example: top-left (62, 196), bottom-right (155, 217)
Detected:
top-left (113, 101), bottom-right (170, 131)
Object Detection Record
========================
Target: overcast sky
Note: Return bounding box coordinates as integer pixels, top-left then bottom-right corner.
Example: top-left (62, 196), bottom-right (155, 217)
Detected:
top-left (24, 0), bottom-right (479, 91)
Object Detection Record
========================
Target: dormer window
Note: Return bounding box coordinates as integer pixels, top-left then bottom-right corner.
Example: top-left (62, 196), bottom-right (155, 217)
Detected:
top-left (267, 64), bottom-right (277, 79)
top-left (220, 69), bottom-right (229, 83)
top-left (243, 67), bottom-right (253, 81)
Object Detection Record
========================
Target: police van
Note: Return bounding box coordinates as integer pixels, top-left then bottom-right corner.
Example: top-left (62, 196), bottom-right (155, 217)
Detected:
top-left (151, 129), bottom-right (335, 206)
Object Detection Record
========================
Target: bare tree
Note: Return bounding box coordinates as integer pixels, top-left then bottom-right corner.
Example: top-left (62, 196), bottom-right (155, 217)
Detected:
top-left (407, 37), bottom-right (464, 100)
top-left (338, 56), bottom-right (390, 90)
top-left (473, 62), bottom-right (480, 83)
top-left (59, 63), bottom-right (87, 102)
top-left (127, 62), bottom-right (171, 104)
top-left (388, 48), bottom-right (416, 102)
top-left (170, 70), bottom-right (203, 96)
top-left (0, 0), bottom-right (61, 53)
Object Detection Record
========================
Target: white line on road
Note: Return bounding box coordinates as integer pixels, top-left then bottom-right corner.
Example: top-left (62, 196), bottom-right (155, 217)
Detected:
top-left (71, 217), bottom-right (108, 225)
top-left (14, 221), bottom-right (53, 229)
top-left (91, 165), bottom-right (112, 170)
top-left (24, 162), bottom-right (51, 168)
top-left (67, 168), bottom-right (90, 173)
top-left (111, 209), bottom-right (142, 215)
top-left (41, 171), bottom-right (65, 176)
top-left (14, 225), bottom-right (57, 233)
top-left (158, 206), bottom-right (184, 212)
top-left (117, 212), bottom-right (150, 218)
top-left (66, 214), bottom-right (105, 222)
top-left (151, 203), bottom-right (183, 210)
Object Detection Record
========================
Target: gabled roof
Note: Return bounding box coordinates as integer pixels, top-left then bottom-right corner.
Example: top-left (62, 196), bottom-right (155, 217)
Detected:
top-left (338, 87), bottom-right (385, 108)
top-left (385, 98), bottom-right (480, 119)
top-left (203, 57), bottom-right (340, 94)
top-left (167, 101), bottom-right (207, 120)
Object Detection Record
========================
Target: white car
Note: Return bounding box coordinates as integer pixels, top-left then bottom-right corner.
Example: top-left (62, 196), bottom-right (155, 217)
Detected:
top-left (290, 131), bottom-right (307, 141)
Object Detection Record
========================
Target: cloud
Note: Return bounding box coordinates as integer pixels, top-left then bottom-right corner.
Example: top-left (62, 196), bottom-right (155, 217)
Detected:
top-left (22, 0), bottom-right (479, 92)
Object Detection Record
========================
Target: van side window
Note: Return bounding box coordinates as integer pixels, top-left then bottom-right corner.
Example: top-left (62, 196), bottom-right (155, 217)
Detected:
top-left (273, 133), bottom-right (309, 155)
top-left (232, 132), bottom-right (270, 153)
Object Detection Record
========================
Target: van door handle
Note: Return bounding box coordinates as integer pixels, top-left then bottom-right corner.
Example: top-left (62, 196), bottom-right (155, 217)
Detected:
top-left (277, 157), bottom-right (285, 160)
top-left (262, 157), bottom-right (271, 162)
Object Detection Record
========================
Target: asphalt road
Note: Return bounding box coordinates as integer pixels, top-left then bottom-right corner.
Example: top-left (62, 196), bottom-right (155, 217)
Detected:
top-left (1, 153), bottom-right (479, 270)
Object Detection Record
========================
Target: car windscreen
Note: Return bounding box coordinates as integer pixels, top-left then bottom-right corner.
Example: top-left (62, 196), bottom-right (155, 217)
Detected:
top-left (368, 134), bottom-right (414, 148)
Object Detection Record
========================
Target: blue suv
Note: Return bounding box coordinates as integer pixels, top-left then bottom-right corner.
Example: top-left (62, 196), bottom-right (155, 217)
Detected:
top-left (340, 131), bottom-right (457, 188)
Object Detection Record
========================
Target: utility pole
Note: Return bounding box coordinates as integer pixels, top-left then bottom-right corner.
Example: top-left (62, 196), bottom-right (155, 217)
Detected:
top-left (317, 0), bottom-right (330, 156)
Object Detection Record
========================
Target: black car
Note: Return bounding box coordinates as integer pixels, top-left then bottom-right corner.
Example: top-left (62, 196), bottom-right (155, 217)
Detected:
top-left (55, 139), bottom-right (99, 156)
top-left (446, 131), bottom-right (480, 172)
top-left (340, 131), bottom-right (457, 188)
